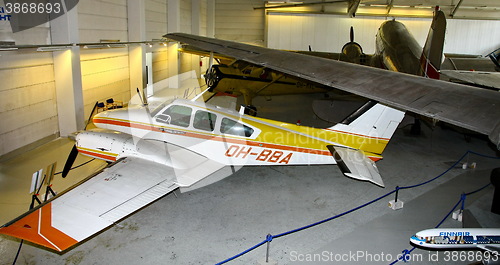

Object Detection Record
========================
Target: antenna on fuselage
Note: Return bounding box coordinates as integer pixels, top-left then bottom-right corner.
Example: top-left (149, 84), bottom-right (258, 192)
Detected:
top-left (136, 87), bottom-right (148, 106)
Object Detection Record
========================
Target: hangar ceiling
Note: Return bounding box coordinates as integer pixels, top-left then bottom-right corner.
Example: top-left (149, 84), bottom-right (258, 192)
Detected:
top-left (259, 0), bottom-right (500, 20)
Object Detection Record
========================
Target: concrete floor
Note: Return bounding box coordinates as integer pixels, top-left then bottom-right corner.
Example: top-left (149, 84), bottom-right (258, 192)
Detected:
top-left (0, 94), bottom-right (499, 265)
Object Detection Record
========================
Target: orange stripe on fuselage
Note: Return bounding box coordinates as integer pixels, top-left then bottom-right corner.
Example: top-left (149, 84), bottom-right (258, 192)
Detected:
top-left (77, 148), bottom-right (117, 161)
top-left (0, 203), bottom-right (78, 252)
top-left (93, 117), bottom-right (382, 161)
top-left (94, 117), bottom-right (332, 156)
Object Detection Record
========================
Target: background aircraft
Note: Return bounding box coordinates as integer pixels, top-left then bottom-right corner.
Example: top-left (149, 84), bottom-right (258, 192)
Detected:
top-left (183, 7), bottom-right (497, 114)
top-left (411, 228), bottom-right (500, 252)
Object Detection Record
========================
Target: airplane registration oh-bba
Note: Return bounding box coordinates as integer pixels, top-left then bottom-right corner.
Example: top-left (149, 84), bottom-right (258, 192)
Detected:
top-left (0, 97), bottom-right (404, 252)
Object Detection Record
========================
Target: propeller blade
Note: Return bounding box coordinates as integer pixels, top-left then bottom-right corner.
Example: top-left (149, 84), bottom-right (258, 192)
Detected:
top-left (350, 26), bottom-right (354, 42)
top-left (62, 145), bottom-right (79, 178)
top-left (208, 51), bottom-right (214, 71)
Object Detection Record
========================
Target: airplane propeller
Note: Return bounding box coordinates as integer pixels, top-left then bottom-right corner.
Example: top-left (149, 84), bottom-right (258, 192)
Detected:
top-left (204, 51), bottom-right (222, 92)
top-left (350, 26), bottom-right (354, 43)
top-left (62, 145), bottom-right (79, 178)
top-left (61, 101), bottom-right (99, 178)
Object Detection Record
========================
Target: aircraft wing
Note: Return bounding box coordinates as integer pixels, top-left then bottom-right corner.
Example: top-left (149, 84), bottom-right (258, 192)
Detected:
top-left (0, 157), bottom-right (180, 252)
top-left (440, 70), bottom-right (500, 91)
top-left (165, 33), bottom-right (500, 148)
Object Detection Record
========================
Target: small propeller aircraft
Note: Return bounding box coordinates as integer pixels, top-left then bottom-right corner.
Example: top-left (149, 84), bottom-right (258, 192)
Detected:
top-left (0, 91), bottom-right (405, 251)
top-left (411, 228), bottom-right (500, 252)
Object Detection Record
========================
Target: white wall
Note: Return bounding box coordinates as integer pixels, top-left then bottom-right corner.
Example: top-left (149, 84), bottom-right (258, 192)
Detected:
top-left (146, 0), bottom-right (169, 83)
top-left (146, 0), bottom-right (168, 41)
top-left (77, 0), bottom-right (132, 121)
top-left (0, 9), bottom-right (56, 156)
top-left (267, 13), bottom-right (500, 56)
top-left (446, 19), bottom-right (500, 55)
top-left (215, 0), bottom-right (265, 43)
top-left (0, 52), bottom-right (58, 156)
top-left (78, 0), bottom-right (128, 42)
top-left (80, 49), bottom-right (131, 119)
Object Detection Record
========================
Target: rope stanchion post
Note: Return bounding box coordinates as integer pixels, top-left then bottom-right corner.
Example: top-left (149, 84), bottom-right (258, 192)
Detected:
top-left (389, 186), bottom-right (404, 210)
top-left (266, 234), bottom-right (272, 263)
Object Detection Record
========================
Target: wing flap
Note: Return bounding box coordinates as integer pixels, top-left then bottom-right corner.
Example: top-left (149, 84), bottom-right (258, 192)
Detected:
top-left (327, 145), bottom-right (384, 187)
top-left (0, 157), bottom-right (179, 252)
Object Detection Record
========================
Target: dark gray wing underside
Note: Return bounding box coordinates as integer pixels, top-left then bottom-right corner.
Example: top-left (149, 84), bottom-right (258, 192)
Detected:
top-left (165, 33), bottom-right (500, 148)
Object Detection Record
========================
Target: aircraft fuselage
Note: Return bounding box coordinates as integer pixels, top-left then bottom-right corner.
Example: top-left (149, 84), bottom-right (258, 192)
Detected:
top-left (375, 20), bottom-right (423, 76)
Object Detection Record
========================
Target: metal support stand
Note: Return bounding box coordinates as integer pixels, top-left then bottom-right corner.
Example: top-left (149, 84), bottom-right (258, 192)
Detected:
top-left (44, 185), bottom-right (57, 202)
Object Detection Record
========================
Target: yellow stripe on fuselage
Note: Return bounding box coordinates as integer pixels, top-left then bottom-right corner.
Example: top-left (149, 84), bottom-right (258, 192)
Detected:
top-left (245, 116), bottom-right (389, 156)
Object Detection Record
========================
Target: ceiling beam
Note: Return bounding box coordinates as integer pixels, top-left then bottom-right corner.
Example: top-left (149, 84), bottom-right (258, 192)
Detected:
top-left (450, 0), bottom-right (464, 17)
top-left (254, 0), bottom-right (346, 10)
top-left (347, 0), bottom-right (361, 17)
top-left (386, 0), bottom-right (394, 16)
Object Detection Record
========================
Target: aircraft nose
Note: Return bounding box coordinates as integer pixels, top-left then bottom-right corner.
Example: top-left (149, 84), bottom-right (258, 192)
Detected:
top-left (92, 111), bottom-right (110, 129)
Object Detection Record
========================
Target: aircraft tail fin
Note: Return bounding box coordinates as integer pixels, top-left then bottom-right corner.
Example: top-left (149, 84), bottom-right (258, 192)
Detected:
top-left (420, 7), bottom-right (446, 79)
top-left (328, 101), bottom-right (405, 156)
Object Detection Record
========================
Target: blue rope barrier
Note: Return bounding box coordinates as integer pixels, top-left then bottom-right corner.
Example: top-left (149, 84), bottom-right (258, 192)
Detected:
top-left (215, 239), bottom-right (268, 265)
top-left (215, 150), bottom-right (498, 264)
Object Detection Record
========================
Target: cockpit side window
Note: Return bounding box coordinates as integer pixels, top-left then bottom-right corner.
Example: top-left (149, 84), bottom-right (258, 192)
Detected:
top-left (220, 118), bottom-right (254, 137)
top-left (193, 110), bottom-right (217, 132)
top-left (156, 105), bottom-right (192, 127)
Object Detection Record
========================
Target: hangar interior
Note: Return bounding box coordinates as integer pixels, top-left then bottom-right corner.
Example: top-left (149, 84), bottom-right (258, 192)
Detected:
top-left (0, 0), bottom-right (500, 264)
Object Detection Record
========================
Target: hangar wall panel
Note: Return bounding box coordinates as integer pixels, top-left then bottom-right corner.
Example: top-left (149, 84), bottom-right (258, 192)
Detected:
top-left (78, 0), bottom-right (128, 42)
top-left (215, 0), bottom-right (265, 43)
top-left (181, 0), bottom-right (192, 34)
top-left (152, 47), bottom-right (169, 83)
top-left (445, 19), bottom-right (500, 55)
top-left (267, 13), bottom-right (500, 55)
top-left (146, 0), bottom-right (168, 41)
top-left (0, 52), bottom-right (57, 156)
top-left (178, 0), bottom-right (206, 78)
top-left (10, 24), bottom-right (51, 45)
top-left (80, 49), bottom-right (131, 119)
top-left (200, 0), bottom-right (207, 36)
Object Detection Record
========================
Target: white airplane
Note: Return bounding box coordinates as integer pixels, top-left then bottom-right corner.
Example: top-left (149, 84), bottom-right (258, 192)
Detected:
top-left (0, 96), bottom-right (404, 252)
top-left (411, 228), bottom-right (500, 253)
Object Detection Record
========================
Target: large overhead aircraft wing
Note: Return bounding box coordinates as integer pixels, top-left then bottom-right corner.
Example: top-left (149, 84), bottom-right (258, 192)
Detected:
top-left (0, 155), bottom-right (223, 252)
top-left (165, 33), bottom-right (500, 148)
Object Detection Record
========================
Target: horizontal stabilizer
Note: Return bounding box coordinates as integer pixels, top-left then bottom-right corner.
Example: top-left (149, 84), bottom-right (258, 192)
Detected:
top-left (327, 145), bottom-right (384, 187)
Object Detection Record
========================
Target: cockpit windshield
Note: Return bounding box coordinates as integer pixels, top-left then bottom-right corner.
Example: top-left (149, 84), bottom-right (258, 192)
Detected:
top-left (156, 105), bottom-right (192, 127)
top-left (154, 103), bottom-right (256, 138)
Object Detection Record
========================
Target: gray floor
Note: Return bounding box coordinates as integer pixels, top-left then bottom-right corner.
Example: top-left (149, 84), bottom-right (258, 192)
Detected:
top-left (0, 94), bottom-right (499, 265)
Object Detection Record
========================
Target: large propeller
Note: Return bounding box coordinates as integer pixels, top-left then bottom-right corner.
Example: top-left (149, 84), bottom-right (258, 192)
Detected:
top-left (341, 26), bottom-right (364, 61)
